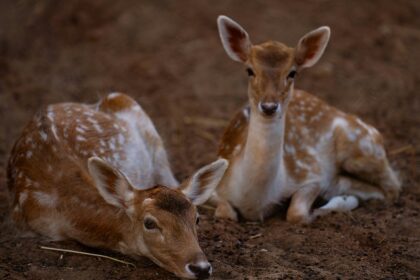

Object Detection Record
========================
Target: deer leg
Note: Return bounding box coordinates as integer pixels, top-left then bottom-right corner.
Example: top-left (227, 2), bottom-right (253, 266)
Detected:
top-left (342, 157), bottom-right (401, 201)
top-left (314, 175), bottom-right (394, 218)
top-left (335, 125), bottom-right (401, 201)
top-left (313, 195), bottom-right (359, 218)
top-left (286, 183), bottom-right (321, 224)
top-left (211, 193), bottom-right (238, 221)
top-left (333, 175), bottom-right (385, 200)
top-left (379, 162), bottom-right (401, 201)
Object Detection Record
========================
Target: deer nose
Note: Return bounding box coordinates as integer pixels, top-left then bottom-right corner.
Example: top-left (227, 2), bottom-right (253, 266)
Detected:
top-left (187, 261), bottom-right (212, 279)
top-left (259, 102), bottom-right (280, 116)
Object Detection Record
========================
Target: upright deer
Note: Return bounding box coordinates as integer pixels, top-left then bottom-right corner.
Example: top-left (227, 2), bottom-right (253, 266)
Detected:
top-left (7, 92), bottom-right (228, 279)
top-left (212, 16), bottom-right (401, 223)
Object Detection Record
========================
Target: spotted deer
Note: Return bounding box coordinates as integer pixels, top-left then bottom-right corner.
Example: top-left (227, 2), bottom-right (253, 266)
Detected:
top-left (7, 92), bottom-right (228, 279)
top-left (211, 16), bottom-right (401, 223)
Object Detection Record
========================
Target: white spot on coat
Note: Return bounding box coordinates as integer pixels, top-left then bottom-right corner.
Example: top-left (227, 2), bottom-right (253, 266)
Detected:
top-left (47, 112), bottom-right (54, 122)
top-left (243, 107), bottom-right (250, 118)
top-left (51, 125), bottom-right (59, 140)
top-left (39, 131), bottom-right (48, 141)
top-left (108, 92), bottom-right (122, 99)
top-left (87, 117), bottom-right (98, 125)
top-left (33, 191), bottom-right (58, 208)
top-left (76, 135), bottom-right (87, 142)
top-left (233, 145), bottom-right (242, 156)
top-left (84, 111), bottom-right (94, 117)
top-left (332, 117), bottom-right (349, 129)
top-left (19, 191), bottom-right (28, 206)
top-left (76, 126), bottom-right (85, 134)
top-left (359, 137), bottom-right (372, 155)
top-left (93, 123), bottom-right (103, 133)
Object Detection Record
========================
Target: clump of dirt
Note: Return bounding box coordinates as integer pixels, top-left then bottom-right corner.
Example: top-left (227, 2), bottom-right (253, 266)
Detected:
top-left (0, 1), bottom-right (419, 279)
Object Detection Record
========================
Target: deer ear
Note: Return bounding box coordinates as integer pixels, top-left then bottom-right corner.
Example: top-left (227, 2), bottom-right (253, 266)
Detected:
top-left (88, 157), bottom-right (134, 209)
top-left (217, 15), bottom-right (252, 63)
top-left (180, 159), bottom-right (228, 205)
top-left (295, 26), bottom-right (330, 69)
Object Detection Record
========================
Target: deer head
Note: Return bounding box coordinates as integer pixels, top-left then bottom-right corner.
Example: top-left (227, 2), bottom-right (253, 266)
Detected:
top-left (88, 157), bottom-right (228, 279)
top-left (217, 15), bottom-right (330, 119)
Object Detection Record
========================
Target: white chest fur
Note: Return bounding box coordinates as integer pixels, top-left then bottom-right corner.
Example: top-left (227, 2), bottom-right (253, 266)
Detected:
top-left (222, 113), bottom-right (294, 220)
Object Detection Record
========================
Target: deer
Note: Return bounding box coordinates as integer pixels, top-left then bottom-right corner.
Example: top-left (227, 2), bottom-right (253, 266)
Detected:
top-left (211, 15), bottom-right (401, 223)
top-left (7, 92), bottom-right (228, 279)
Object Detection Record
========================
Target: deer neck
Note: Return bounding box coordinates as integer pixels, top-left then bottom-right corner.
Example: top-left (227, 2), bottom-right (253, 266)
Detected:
top-left (242, 107), bottom-right (286, 179)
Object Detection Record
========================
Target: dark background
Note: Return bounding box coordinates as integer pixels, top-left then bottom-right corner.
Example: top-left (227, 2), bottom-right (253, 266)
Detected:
top-left (0, 1), bottom-right (419, 279)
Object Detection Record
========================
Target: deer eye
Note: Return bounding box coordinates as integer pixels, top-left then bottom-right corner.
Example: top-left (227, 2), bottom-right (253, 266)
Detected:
top-left (246, 68), bottom-right (255, 77)
top-left (287, 70), bottom-right (297, 79)
top-left (144, 217), bottom-right (158, 230)
top-left (196, 216), bottom-right (200, 225)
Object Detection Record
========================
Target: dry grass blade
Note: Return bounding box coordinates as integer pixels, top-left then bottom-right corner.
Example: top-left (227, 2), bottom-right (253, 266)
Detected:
top-left (198, 204), bottom-right (216, 211)
top-left (246, 221), bottom-right (261, 225)
top-left (195, 129), bottom-right (217, 142)
top-left (40, 246), bottom-right (136, 267)
top-left (389, 145), bottom-right (415, 156)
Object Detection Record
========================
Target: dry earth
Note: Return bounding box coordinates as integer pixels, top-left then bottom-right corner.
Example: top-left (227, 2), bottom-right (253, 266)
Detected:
top-left (0, 1), bottom-right (419, 279)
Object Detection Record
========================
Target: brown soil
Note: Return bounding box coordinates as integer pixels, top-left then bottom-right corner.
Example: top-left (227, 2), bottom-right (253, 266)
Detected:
top-left (0, 1), bottom-right (419, 279)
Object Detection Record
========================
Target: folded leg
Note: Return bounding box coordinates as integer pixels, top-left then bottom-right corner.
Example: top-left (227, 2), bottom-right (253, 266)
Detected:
top-left (286, 183), bottom-right (321, 224)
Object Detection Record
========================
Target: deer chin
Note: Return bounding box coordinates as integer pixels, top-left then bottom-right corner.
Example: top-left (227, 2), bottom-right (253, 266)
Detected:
top-left (148, 256), bottom-right (198, 279)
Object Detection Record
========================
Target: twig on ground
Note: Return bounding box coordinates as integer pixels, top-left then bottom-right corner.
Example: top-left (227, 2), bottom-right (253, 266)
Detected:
top-left (249, 233), bottom-right (263, 239)
top-left (40, 246), bottom-right (136, 267)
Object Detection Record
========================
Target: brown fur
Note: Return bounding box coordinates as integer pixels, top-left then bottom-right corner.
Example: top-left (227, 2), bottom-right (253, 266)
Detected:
top-left (215, 17), bottom-right (401, 222)
top-left (98, 93), bottom-right (138, 113)
top-left (248, 43), bottom-right (295, 106)
top-left (149, 186), bottom-right (193, 217)
top-left (7, 92), bottom-right (212, 278)
top-left (219, 89), bottom-right (397, 191)
top-left (251, 42), bottom-right (294, 68)
top-left (218, 106), bottom-right (249, 160)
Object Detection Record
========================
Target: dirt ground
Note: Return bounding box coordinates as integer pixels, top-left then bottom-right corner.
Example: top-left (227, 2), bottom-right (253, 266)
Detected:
top-left (0, 1), bottom-right (419, 279)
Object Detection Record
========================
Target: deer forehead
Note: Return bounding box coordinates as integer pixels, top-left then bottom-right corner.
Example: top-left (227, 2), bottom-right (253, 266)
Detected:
top-left (140, 187), bottom-right (195, 219)
top-left (250, 42), bottom-right (294, 71)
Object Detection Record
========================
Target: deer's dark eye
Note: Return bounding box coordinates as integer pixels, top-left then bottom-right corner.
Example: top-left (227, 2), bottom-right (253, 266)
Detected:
top-left (196, 216), bottom-right (200, 225)
top-left (287, 70), bottom-right (297, 79)
top-left (246, 68), bottom-right (255, 77)
top-left (144, 218), bottom-right (158, 230)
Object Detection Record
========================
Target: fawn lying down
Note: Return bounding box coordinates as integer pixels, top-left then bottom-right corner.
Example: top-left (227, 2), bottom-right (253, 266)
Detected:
top-left (212, 16), bottom-right (401, 223)
top-left (7, 92), bottom-right (228, 279)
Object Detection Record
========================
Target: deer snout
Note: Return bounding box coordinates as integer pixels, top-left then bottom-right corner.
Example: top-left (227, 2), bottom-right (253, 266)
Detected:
top-left (186, 260), bottom-right (212, 279)
top-left (258, 102), bottom-right (280, 116)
